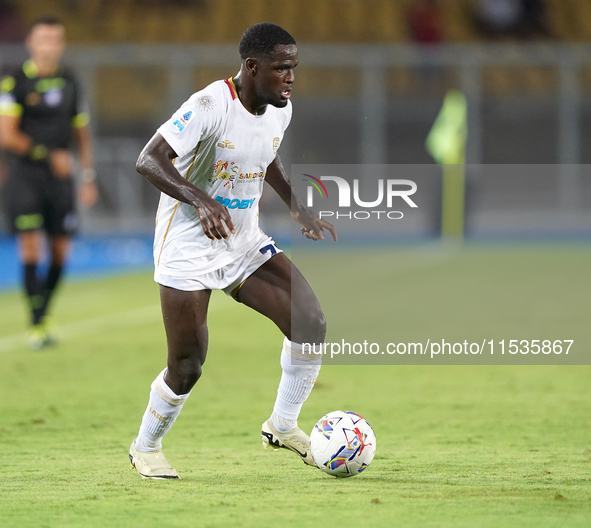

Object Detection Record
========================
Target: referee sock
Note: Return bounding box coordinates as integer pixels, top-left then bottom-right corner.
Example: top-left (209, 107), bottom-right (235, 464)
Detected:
top-left (136, 369), bottom-right (190, 452)
top-left (270, 338), bottom-right (322, 433)
top-left (23, 263), bottom-right (44, 326)
top-left (40, 264), bottom-right (64, 318)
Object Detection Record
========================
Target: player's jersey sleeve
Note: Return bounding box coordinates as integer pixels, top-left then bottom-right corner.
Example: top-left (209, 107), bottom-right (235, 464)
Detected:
top-left (70, 75), bottom-right (90, 129)
top-left (157, 84), bottom-right (226, 158)
top-left (0, 75), bottom-right (23, 117)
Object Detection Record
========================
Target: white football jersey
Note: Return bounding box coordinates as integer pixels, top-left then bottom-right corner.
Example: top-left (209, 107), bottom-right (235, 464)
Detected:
top-left (154, 78), bottom-right (292, 276)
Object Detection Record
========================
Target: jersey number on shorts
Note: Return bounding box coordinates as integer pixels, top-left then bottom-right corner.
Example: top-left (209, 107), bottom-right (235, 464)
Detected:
top-left (260, 244), bottom-right (277, 256)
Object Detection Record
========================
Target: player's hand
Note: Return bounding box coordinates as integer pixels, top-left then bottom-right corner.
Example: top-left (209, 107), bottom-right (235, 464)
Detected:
top-left (192, 195), bottom-right (236, 240)
top-left (78, 181), bottom-right (98, 208)
top-left (291, 206), bottom-right (338, 242)
top-left (48, 149), bottom-right (72, 179)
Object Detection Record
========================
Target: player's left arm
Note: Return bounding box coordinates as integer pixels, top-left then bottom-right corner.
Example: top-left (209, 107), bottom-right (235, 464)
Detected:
top-left (73, 124), bottom-right (98, 208)
top-left (266, 154), bottom-right (337, 242)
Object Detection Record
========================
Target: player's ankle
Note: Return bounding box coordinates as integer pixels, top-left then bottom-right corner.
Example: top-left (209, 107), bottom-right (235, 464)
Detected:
top-left (135, 437), bottom-right (161, 453)
top-left (270, 412), bottom-right (297, 433)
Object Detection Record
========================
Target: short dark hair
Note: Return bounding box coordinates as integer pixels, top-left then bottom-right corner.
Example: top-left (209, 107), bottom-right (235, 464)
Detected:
top-left (239, 23), bottom-right (295, 60)
top-left (29, 16), bottom-right (64, 33)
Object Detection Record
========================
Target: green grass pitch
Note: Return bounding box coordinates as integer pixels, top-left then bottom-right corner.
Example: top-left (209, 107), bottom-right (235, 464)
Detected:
top-left (0, 244), bottom-right (590, 527)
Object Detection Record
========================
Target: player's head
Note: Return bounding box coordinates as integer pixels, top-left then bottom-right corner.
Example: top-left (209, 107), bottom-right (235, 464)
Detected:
top-left (239, 23), bottom-right (297, 108)
top-left (26, 16), bottom-right (66, 66)
top-left (239, 23), bottom-right (296, 60)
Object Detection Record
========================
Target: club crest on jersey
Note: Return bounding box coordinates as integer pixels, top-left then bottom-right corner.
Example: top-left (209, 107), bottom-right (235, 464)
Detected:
top-left (208, 159), bottom-right (239, 189)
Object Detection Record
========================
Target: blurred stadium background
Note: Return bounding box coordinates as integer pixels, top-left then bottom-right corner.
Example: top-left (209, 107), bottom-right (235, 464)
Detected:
top-left (1, 0), bottom-right (591, 286)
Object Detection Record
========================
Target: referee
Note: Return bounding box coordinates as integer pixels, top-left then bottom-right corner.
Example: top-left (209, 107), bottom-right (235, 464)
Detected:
top-left (0, 16), bottom-right (97, 349)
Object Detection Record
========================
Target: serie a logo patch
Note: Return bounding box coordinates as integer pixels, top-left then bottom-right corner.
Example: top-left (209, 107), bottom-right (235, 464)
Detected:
top-left (173, 111), bottom-right (193, 132)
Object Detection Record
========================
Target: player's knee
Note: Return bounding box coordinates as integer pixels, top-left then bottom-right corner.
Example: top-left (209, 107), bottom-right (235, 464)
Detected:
top-left (167, 343), bottom-right (207, 393)
top-left (296, 306), bottom-right (327, 343)
top-left (183, 362), bottom-right (202, 389)
top-left (312, 309), bottom-right (327, 340)
top-left (170, 360), bottom-right (202, 394)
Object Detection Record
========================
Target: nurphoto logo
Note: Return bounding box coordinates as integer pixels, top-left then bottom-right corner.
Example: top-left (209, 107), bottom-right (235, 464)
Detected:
top-left (302, 174), bottom-right (418, 220)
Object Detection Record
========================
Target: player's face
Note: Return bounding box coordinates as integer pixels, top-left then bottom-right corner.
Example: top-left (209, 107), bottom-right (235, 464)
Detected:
top-left (256, 44), bottom-right (298, 108)
top-left (26, 24), bottom-right (66, 66)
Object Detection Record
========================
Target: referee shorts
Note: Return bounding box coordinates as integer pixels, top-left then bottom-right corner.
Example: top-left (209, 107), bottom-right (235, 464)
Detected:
top-left (6, 161), bottom-right (78, 236)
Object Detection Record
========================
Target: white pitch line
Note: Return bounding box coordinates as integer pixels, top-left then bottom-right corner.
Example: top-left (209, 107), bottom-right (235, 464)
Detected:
top-left (0, 300), bottom-right (228, 354)
top-left (0, 304), bottom-right (160, 353)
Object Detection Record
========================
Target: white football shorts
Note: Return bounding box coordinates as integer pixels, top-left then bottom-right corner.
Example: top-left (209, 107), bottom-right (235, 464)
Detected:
top-left (154, 232), bottom-right (283, 297)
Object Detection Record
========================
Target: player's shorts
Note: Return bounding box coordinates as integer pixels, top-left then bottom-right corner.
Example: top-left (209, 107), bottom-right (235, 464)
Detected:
top-left (154, 233), bottom-right (283, 299)
top-left (6, 160), bottom-right (77, 236)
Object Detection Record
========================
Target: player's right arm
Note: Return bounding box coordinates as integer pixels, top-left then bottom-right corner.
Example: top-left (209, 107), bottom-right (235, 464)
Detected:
top-left (136, 133), bottom-right (235, 240)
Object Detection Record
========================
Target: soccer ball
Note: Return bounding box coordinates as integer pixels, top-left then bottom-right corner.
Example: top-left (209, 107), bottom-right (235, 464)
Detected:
top-left (310, 410), bottom-right (376, 477)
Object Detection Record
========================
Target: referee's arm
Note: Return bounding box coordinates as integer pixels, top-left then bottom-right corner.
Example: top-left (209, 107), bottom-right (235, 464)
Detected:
top-left (0, 113), bottom-right (33, 156)
top-left (73, 122), bottom-right (98, 207)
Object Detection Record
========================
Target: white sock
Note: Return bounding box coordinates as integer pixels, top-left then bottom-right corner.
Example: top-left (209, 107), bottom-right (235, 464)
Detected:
top-left (270, 338), bottom-right (322, 433)
top-left (136, 369), bottom-right (190, 452)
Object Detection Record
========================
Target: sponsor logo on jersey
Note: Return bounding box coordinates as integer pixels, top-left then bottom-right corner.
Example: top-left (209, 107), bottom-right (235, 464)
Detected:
top-left (273, 137), bottom-right (280, 155)
top-left (208, 160), bottom-right (239, 189)
top-left (217, 139), bottom-right (235, 149)
top-left (214, 196), bottom-right (256, 209)
top-left (238, 171), bottom-right (266, 181)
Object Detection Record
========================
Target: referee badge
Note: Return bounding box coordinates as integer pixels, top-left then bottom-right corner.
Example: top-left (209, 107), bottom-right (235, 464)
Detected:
top-left (44, 89), bottom-right (63, 106)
